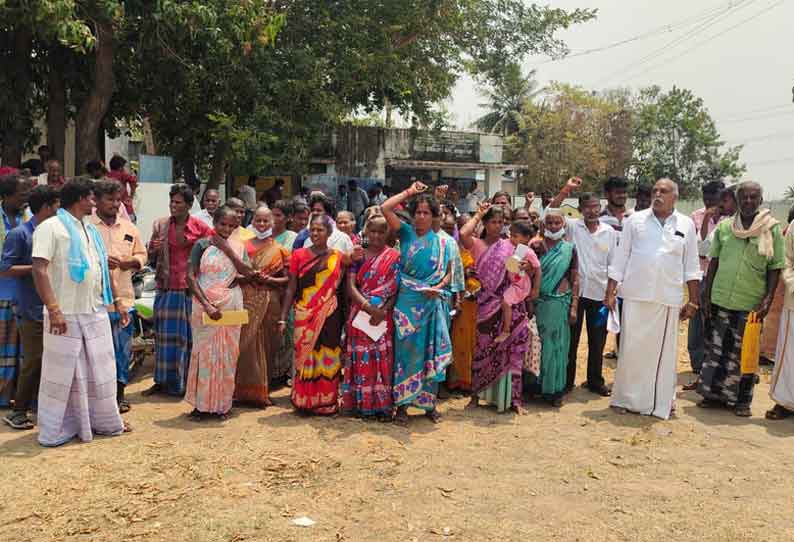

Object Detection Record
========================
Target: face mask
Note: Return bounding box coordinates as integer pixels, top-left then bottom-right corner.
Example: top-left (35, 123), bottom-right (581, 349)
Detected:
top-left (255, 227), bottom-right (273, 240)
top-left (544, 228), bottom-right (565, 241)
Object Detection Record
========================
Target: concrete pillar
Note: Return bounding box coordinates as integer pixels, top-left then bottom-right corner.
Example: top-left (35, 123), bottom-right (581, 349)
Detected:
top-left (484, 167), bottom-right (501, 198)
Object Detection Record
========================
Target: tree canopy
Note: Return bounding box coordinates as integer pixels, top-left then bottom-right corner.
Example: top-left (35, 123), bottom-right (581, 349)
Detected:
top-left (0, 0), bottom-right (595, 185)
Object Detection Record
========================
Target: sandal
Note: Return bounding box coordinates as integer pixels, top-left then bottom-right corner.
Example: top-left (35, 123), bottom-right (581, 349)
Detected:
top-left (122, 421), bottom-right (133, 433)
top-left (3, 411), bottom-right (34, 430)
top-left (697, 399), bottom-right (722, 409)
top-left (734, 405), bottom-right (752, 418)
top-left (551, 397), bottom-right (563, 408)
top-left (394, 407), bottom-right (409, 426)
top-left (765, 404), bottom-right (792, 420)
top-left (118, 400), bottom-right (131, 414)
top-left (425, 409), bottom-right (442, 424)
top-left (141, 383), bottom-right (163, 397)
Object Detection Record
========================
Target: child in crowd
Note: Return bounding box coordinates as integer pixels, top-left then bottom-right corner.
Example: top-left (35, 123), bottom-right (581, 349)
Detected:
top-left (496, 220), bottom-right (541, 343)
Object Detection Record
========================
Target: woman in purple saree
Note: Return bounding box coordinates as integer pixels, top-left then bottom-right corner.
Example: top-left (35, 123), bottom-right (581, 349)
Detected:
top-left (461, 205), bottom-right (540, 413)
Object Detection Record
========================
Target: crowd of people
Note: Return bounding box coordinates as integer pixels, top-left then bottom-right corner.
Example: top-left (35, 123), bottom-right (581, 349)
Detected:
top-left (0, 160), bottom-right (793, 447)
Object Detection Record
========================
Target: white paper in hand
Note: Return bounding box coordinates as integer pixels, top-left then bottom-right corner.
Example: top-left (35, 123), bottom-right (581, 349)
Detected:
top-left (607, 306), bottom-right (621, 334)
top-left (352, 310), bottom-right (387, 341)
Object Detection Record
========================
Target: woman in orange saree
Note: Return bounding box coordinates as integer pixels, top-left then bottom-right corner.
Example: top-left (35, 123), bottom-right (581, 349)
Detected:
top-left (235, 206), bottom-right (289, 407)
top-left (280, 215), bottom-right (345, 415)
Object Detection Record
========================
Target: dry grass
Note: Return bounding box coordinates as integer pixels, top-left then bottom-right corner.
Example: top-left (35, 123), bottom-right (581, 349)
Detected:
top-left (2, 325), bottom-right (794, 542)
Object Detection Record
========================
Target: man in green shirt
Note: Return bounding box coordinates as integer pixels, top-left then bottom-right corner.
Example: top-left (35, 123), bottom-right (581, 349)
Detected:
top-left (699, 181), bottom-right (784, 417)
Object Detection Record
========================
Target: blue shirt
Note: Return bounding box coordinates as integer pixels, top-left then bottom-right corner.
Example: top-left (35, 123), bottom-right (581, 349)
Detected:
top-left (0, 219), bottom-right (43, 321)
top-left (0, 205), bottom-right (29, 300)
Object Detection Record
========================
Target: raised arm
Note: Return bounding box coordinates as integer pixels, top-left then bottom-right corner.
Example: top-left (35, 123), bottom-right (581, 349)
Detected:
top-left (460, 201), bottom-right (490, 250)
top-left (547, 177), bottom-right (582, 210)
top-left (381, 181), bottom-right (428, 232)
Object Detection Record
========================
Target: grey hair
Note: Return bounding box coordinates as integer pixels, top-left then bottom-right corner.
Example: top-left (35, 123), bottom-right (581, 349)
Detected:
top-left (736, 181), bottom-right (763, 199)
top-left (656, 177), bottom-right (679, 197)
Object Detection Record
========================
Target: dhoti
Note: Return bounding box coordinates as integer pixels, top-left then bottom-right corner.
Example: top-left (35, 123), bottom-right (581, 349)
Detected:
top-left (770, 308), bottom-right (794, 410)
top-left (611, 300), bottom-right (679, 420)
top-left (37, 310), bottom-right (124, 447)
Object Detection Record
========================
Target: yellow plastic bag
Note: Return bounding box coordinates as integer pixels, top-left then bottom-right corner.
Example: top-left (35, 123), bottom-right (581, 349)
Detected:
top-left (740, 311), bottom-right (762, 375)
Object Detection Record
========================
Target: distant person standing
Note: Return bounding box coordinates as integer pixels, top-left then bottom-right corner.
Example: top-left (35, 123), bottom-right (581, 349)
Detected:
top-left (464, 183), bottom-right (485, 214)
top-left (20, 145), bottom-right (51, 176)
top-left (686, 180), bottom-right (726, 376)
top-left (238, 176), bottom-right (259, 212)
top-left (40, 160), bottom-right (65, 189)
top-left (347, 180), bottom-right (370, 229)
top-left (192, 189), bottom-right (221, 228)
top-left (145, 184), bottom-right (213, 397)
top-left (106, 155), bottom-right (138, 221)
top-left (369, 182), bottom-right (387, 205)
top-left (0, 185), bottom-right (60, 430)
top-left (0, 174), bottom-right (32, 406)
top-left (264, 179), bottom-right (285, 208)
top-left (90, 181), bottom-right (147, 413)
top-left (632, 184), bottom-right (652, 212)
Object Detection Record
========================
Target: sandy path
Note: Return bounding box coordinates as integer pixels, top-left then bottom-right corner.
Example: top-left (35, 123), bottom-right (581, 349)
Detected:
top-left (2, 325), bottom-right (793, 542)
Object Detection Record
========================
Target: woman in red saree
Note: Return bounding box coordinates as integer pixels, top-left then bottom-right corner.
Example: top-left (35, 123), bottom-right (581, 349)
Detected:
top-left (342, 217), bottom-right (400, 418)
top-left (279, 214), bottom-right (345, 415)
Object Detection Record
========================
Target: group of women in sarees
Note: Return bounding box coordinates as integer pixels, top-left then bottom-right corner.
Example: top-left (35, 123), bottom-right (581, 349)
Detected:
top-left (182, 180), bottom-right (579, 423)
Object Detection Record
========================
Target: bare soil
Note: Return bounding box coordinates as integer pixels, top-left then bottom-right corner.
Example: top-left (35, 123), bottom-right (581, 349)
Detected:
top-left (2, 325), bottom-right (793, 542)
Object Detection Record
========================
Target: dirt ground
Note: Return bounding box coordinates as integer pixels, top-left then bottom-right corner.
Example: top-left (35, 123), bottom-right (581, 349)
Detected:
top-left (2, 324), bottom-right (794, 542)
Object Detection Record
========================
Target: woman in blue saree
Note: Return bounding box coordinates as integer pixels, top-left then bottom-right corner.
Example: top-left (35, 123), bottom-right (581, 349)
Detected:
top-left (382, 181), bottom-right (453, 424)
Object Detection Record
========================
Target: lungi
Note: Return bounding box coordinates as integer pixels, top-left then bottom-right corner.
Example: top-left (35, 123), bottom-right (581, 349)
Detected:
top-left (153, 290), bottom-right (192, 395)
top-left (611, 300), bottom-right (678, 420)
top-left (770, 308), bottom-right (794, 410)
top-left (37, 310), bottom-right (124, 447)
top-left (697, 306), bottom-right (755, 407)
top-left (0, 299), bottom-right (21, 406)
top-left (109, 310), bottom-right (133, 385)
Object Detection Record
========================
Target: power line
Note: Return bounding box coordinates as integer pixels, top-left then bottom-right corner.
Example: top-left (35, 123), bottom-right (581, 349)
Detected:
top-left (720, 109), bottom-right (794, 124)
top-left (719, 104), bottom-right (794, 119)
top-left (724, 130), bottom-right (794, 144)
top-left (594, 0), bottom-right (757, 86)
top-left (530, 1), bottom-right (744, 66)
top-left (746, 155), bottom-right (794, 166)
top-left (624, 0), bottom-right (785, 81)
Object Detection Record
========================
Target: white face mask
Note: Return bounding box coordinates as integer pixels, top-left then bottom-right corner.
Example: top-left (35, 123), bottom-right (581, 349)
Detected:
top-left (254, 227), bottom-right (273, 240)
top-left (544, 228), bottom-right (565, 241)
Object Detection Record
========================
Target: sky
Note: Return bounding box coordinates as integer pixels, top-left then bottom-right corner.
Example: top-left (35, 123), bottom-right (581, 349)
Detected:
top-left (449, 0), bottom-right (794, 198)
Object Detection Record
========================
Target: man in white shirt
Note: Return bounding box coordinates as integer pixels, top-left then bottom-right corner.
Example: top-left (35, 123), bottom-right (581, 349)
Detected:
top-left (191, 188), bottom-right (220, 227)
top-left (31, 178), bottom-right (128, 446)
top-left (605, 178), bottom-right (701, 419)
top-left (567, 193), bottom-right (617, 397)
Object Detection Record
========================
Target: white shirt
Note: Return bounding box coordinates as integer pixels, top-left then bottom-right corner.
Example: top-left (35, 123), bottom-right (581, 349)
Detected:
top-left (304, 227), bottom-right (354, 254)
top-left (32, 212), bottom-right (105, 315)
top-left (608, 209), bottom-right (701, 308)
top-left (570, 219), bottom-right (617, 301)
top-left (191, 208), bottom-right (214, 227)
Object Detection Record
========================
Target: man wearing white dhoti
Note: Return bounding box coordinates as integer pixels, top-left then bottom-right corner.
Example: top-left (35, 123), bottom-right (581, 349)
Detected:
top-left (31, 178), bottom-right (129, 446)
top-left (605, 178), bottom-right (701, 420)
top-left (767, 215), bottom-right (794, 420)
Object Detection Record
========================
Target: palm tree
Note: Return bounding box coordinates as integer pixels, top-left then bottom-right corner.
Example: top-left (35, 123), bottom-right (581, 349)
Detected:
top-left (474, 63), bottom-right (542, 136)
top-left (784, 185), bottom-right (794, 202)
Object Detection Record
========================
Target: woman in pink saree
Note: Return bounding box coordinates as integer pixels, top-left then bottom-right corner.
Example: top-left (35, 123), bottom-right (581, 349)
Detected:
top-left (185, 206), bottom-right (251, 419)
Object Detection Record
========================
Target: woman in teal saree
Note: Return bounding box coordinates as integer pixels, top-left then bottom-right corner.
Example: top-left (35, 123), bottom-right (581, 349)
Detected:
top-left (533, 209), bottom-right (578, 407)
top-left (382, 181), bottom-right (453, 424)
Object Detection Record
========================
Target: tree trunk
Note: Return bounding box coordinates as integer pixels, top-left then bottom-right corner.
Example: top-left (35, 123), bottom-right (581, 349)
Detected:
top-left (47, 47), bottom-right (67, 162)
top-left (75, 19), bottom-right (115, 169)
top-left (207, 140), bottom-right (228, 190)
top-left (1, 29), bottom-right (33, 167)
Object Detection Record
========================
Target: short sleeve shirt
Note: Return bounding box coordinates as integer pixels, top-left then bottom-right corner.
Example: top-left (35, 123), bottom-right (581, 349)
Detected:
top-left (709, 220), bottom-right (785, 311)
